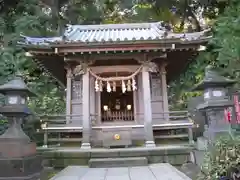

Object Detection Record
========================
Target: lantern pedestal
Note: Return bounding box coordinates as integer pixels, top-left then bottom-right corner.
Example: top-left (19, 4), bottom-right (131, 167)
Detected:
top-left (0, 116), bottom-right (42, 179)
top-left (0, 155), bottom-right (41, 180)
top-left (203, 109), bottom-right (232, 142)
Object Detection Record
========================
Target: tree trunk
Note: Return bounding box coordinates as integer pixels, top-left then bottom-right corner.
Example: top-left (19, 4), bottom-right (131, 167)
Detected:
top-left (187, 6), bottom-right (201, 32)
top-left (51, 0), bottom-right (61, 35)
top-left (180, 0), bottom-right (188, 31)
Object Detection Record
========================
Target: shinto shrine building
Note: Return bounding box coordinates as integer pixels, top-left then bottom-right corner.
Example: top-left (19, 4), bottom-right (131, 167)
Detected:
top-left (20, 22), bottom-right (210, 149)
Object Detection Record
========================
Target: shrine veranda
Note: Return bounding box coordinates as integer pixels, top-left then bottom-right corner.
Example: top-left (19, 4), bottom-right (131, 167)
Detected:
top-left (20, 22), bottom-right (210, 166)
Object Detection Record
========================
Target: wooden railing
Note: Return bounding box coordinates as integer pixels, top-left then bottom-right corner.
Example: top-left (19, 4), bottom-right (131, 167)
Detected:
top-left (165, 111), bottom-right (189, 120)
top-left (90, 111), bottom-right (189, 124)
top-left (37, 114), bottom-right (83, 147)
top-left (101, 111), bottom-right (134, 122)
top-left (35, 111), bottom-right (195, 148)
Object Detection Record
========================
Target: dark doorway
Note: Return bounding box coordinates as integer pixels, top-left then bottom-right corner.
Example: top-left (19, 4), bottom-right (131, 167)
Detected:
top-left (101, 86), bottom-right (134, 122)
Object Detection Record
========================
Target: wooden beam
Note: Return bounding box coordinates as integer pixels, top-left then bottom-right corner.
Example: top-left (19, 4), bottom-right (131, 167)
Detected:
top-left (65, 52), bottom-right (166, 62)
top-left (160, 62), bottom-right (169, 121)
top-left (90, 65), bottom-right (140, 74)
top-left (65, 66), bottom-right (73, 124)
top-left (142, 65), bottom-right (155, 147)
top-left (81, 70), bottom-right (91, 149)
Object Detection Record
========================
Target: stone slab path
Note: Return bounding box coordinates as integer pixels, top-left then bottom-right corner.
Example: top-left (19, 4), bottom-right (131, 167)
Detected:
top-left (50, 163), bottom-right (192, 180)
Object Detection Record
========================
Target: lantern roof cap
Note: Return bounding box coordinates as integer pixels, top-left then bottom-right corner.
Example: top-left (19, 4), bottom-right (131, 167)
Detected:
top-left (0, 74), bottom-right (36, 96)
top-left (193, 65), bottom-right (236, 91)
top-left (196, 98), bottom-right (233, 110)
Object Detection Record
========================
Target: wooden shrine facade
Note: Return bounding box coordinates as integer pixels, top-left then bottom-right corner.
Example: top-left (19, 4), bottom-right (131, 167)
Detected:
top-left (21, 22), bottom-right (210, 148)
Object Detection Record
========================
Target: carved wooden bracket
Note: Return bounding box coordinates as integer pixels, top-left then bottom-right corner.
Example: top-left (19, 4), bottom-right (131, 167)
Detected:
top-left (137, 57), bottom-right (159, 73)
top-left (64, 65), bottom-right (74, 78)
top-left (146, 62), bottom-right (159, 73)
top-left (73, 59), bottom-right (95, 76)
top-left (66, 68), bottom-right (73, 78)
top-left (160, 62), bottom-right (168, 75)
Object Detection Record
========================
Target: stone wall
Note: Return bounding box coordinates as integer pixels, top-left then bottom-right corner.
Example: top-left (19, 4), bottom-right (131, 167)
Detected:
top-left (39, 146), bottom-right (193, 168)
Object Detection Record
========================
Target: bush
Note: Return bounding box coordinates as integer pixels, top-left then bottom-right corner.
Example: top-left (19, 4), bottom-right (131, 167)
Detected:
top-left (0, 118), bottom-right (8, 135)
top-left (198, 135), bottom-right (240, 180)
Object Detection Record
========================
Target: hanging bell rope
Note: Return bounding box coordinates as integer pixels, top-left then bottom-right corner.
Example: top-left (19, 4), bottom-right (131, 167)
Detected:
top-left (113, 81), bottom-right (116, 92)
top-left (95, 79), bottom-right (99, 91)
top-left (106, 81), bottom-right (111, 92)
top-left (99, 80), bottom-right (103, 92)
top-left (127, 79), bottom-right (131, 91)
top-left (132, 77), bottom-right (137, 91)
top-left (122, 80), bottom-right (126, 93)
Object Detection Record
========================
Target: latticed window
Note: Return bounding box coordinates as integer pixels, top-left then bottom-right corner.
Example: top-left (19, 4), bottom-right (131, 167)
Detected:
top-left (72, 80), bottom-right (82, 100)
top-left (150, 73), bottom-right (162, 100)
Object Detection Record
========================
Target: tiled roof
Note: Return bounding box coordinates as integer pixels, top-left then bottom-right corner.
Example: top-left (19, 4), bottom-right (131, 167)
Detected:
top-left (19, 36), bottom-right (62, 46)
top-left (20, 22), bottom-right (210, 46)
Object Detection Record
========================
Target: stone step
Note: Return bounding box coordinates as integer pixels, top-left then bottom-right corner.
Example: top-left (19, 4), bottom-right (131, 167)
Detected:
top-left (88, 157), bottom-right (148, 168)
top-left (179, 162), bottom-right (203, 179)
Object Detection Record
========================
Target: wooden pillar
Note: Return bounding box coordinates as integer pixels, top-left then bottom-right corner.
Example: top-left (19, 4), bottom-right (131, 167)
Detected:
top-left (133, 90), bottom-right (137, 123)
top-left (142, 66), bottom-right (156, 147)
top-left (81, 70), bottom-right (91, 149)
top-left (137, 74), bottom-right (143, 123)
top-left (90, 76), bottom-right (96, 125)
top-left (66, 67), bottom-right (72, 124)
top-left (96, 91), bottom-right (101, 125)
top-left (160, 63), bottom-right (169, 121)
top-left (43, 129), bottom-right (48, 148)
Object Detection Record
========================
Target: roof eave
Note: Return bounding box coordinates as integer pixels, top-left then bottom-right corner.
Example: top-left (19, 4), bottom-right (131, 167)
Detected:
top-left (22, 38), bottom-right (209, 52)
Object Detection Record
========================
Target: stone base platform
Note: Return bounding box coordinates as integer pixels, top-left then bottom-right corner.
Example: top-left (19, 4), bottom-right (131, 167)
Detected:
top-left (89, 157), bottom-right (148, 168)
top-left (0, 155), bottom-right (42, 180)
top-left (38, 144), bottom-right (194, 168)
top-left (50, 164), bottom-right (192, 180)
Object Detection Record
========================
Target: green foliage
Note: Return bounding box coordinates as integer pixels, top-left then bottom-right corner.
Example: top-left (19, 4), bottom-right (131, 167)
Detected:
top-left (0, 0), bottom-right (65, 116)
top-left (169, 0), bottom-right (240, 110)
top-left (0, 118), bottom-right (8, 135)
top-left (0, 0), bottom-right (237, 136)
top-left (63, 0), bottom-right (103, 24)
top-left (168, 51), bottom-right (214, 110)
top-left (198, 135), bottom-right (240, 180)
top-left (210, 0), bottom-right (240, 80)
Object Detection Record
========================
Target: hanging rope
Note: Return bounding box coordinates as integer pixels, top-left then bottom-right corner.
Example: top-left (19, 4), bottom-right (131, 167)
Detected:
top-left (89, 65), bottom-right (142, 93)
top-left (88, 65), bottom-right (143, 81)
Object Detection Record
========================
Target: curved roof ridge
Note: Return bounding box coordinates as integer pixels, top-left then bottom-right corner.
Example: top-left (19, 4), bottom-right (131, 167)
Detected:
top-left (65, 21), bottom-right (163, 31)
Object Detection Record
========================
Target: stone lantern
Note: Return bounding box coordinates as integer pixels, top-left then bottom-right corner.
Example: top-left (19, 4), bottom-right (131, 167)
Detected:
top-left (0, 74), bottom-right (42, 180)
top-left (193, 66), bottom-right (236, 142)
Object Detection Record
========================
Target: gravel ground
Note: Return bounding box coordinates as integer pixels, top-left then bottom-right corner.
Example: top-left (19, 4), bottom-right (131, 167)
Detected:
top-left (40, 168), bottom-right (60, 180)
